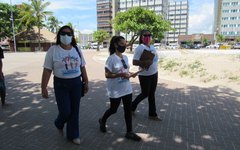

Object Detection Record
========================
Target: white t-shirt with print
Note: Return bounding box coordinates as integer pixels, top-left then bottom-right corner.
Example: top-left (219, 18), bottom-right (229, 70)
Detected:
top-left (105, 53), bottom-right (132, 98)
top-left (43, 45), bottom-right (86, 79)
top-left (133, 44), bottom-right (158, 76)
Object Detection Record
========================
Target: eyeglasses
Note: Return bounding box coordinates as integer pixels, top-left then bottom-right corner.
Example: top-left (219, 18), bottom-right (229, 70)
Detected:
top-left (121, 59), bottom-right (128, 69)
top-left (143, 34), bottom-right (152, 37)
top-left (60, 32), bottom-right (72, 36)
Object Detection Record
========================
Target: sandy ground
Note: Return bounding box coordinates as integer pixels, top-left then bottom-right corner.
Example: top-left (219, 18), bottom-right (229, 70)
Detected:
top-left (158, 52), bottom-right (240, 92)
top-left (94, 50), bottom-right (240, 92)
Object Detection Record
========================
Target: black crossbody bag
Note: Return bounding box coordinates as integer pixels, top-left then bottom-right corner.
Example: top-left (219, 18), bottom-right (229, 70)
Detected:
top-left (74, 46), bottom-right (85, 97)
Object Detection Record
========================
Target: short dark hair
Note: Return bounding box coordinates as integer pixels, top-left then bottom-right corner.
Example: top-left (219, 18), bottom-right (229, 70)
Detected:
top-left (56, 25), bottom-right (77, 46)
top-left (139, 29), bottom-right (151, 44)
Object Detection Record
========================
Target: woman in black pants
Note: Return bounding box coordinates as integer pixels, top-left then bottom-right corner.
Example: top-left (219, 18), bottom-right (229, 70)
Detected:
top-left (132, 29), bottom-right (162, 121)
top-left (98, 36), bottom-right (141, 141)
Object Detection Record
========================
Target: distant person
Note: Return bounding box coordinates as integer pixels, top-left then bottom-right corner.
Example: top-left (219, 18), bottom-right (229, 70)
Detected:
top-left (41, 25), bottom-right (89, 145)
top-left (0, 46), bottom-right (6, 107)
top-left (98, 36), bottom-right (141, 141)
top-left (131, 29), bottom-right (162, 121)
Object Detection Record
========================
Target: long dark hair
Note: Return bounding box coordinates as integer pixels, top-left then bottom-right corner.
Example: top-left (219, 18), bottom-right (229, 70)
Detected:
top-left (139, 29), bottom-right (151, 44)
top-left (56, 25), bottom-right (77, 46)
top-left (109, 36), bottom-right (125, 55)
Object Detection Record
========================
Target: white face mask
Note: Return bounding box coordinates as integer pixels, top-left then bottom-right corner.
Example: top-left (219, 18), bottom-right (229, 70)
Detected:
top-left (60, 35), bottom-right (72, 45)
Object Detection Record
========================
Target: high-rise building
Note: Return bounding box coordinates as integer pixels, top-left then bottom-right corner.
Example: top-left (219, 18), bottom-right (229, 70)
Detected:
top-left (167, 0), bottom-right (188, 45)
top-left (96, 0), bottom-right (189, 45)
top-left (115, 0), bottom-right (169, 42)
top-left (96, 0), bottom-right (113, 36)
top-left (117, 0), bottom-right (168, 18)
top-left (79, 33), bottom-right (93, 47)
top-left (213, 0), bottom-right (240, 40)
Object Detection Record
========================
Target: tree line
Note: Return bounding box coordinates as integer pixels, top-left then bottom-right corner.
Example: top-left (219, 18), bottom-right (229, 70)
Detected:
top-left (0, 0), bottom-right (172, 51)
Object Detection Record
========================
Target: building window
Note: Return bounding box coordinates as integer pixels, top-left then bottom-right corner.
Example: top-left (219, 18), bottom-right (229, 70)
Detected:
top-left (222, 24), bottom-right (228, 28)
top-left (230, 17), bottom-right (237, 20)
top-left (222, 10), bottom-right (229, 13)
top-left (231, 9), bottom-right (238, 13)
top-left (231, 2), bottom-right (238, 6)
top-left (223, 2), bottom-right (230, 6)
top-left (229, 31), bottom-right (235, 35)
top-left (222, 17), bottom-right (228, 20)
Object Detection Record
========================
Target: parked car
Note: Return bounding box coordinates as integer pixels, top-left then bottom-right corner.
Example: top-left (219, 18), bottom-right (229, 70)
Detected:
top-left (154, 43), bottom-right (161, 50)
top-left (0, 44), bottom-right (10, 51)
top-left (232, 43), bottom-right (240, 49)
top-left (206, 44), bottom-right (219, 49)
top-left (166, 45), bottom-right (177, 49)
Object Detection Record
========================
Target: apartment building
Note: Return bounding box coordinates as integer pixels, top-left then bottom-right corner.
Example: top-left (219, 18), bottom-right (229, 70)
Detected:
top-left (96, 0), bottom-right (113, 36)
top-left (115, 0), bottom-right (169, 41)
top-left (117, 0), bottom-right (168, 17)
top-left (79, 33), bottom-right (93, 47)
top-left (96, 0), bottom-right (189, 45)
top-left (167, 0), bottom-right (188, 45)
top-left (214, 0), bottom-right (240, 40)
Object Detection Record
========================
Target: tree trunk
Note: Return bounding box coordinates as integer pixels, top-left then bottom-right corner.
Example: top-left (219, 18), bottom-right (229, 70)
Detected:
top-left (97, 42), bottom-right (100, 51)
top-left (129, 35), bottom-right (138, 52)
top-left (38, 26), bottom-right (41, 51)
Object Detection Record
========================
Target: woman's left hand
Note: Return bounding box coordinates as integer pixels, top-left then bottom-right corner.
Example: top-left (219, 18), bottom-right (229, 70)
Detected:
top-left (129, 72), bottom-right (137, 78)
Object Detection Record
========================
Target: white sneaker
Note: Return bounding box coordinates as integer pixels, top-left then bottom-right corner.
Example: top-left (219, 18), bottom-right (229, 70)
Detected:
top-left (72, 138), bottom-right (81, 145)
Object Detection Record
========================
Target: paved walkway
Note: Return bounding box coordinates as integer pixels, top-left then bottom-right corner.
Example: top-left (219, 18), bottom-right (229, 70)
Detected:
top-left (0, 51), bottom-right (240, 150)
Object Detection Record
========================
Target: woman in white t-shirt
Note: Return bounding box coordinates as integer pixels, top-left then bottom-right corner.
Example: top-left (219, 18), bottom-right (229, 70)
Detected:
top-left (98, 36), bottom-right (141, 141)
top-left (132, 29), bottom-right (162, 121)
top-left (41, 25), bottom-right (89, 145)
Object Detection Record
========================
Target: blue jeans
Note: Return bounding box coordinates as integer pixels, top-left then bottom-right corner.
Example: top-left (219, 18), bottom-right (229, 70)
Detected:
top-left (53, 76), bottom-right (82, 140)
top-left (0, 78), bottom-right (6, 105)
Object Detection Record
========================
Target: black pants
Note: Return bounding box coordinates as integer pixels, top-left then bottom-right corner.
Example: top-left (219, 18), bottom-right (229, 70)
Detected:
top-left (0, 78), bottom-right (6, 105)
top-left (132, 72), bottom-right (158, 116)
top-left (101, 94), bottom-right (132, 132)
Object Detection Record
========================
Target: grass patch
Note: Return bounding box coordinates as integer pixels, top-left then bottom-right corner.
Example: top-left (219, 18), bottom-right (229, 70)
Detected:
top-left (228, 75), bottom-right (240, 82)
top-left (201, 75), bottom-right (218, 83)
top-left (159, 57), bottom-right (239, 84)
top-left (159, 59), bottom-right (181, 72)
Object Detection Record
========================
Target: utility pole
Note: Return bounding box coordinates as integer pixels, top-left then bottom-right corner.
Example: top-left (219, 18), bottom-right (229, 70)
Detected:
top-left (10, 0), bottom-right (16, 52)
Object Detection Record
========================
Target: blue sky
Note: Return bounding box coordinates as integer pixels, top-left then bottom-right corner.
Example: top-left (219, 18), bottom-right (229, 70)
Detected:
top-left (2, 0), bottom-right (214, 34)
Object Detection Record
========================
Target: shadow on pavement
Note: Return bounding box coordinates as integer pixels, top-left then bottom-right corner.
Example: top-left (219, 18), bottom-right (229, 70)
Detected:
top-left (0, 72), bottom-right (239, 150)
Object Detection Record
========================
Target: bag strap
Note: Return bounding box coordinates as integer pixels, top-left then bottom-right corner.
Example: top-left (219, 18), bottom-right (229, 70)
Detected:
top-left (73, 45), bottom-right (82, 66)
top-left (73, 45), bottom-right (82, 63)
top-left (73, 45), bottom-right (84, 78)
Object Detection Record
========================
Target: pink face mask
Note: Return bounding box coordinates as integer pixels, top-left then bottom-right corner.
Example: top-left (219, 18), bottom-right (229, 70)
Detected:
top-left (142, 37), bottom-right (151, 44)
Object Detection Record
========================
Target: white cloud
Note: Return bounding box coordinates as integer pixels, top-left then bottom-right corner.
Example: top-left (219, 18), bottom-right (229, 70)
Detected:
top-left (80, 29), bottom-right (94, 34)
top-left (188, 2), bottom-right (214, 34)
top-left (46, 1), bottom-right (95, 11)
top-left (1, 0), bottom-right (95, 11)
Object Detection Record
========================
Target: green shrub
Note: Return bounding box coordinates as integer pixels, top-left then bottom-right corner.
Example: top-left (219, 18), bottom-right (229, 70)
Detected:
top-left (18, 47), bottom-right (31, 52)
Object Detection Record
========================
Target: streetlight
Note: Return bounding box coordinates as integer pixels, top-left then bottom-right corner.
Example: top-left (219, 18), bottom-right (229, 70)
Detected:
top-left (10, 0), bottom-right (16, 52)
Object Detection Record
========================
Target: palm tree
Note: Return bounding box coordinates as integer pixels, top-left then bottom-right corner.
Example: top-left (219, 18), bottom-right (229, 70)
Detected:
top-left (19, 0), bottom-right (52, 51)
top-left (18, 3), bottom-right (36, 30)
top-left (66, 22), bottom-right (73, 28)
top-left (47, 16), bottom-right (62, 34)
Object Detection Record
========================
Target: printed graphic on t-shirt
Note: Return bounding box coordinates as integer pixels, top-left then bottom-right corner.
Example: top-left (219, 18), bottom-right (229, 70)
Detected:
top-left (61, 54), bottom-right (80, 76)
top-left (117, 66), bottom-right (128, 83)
